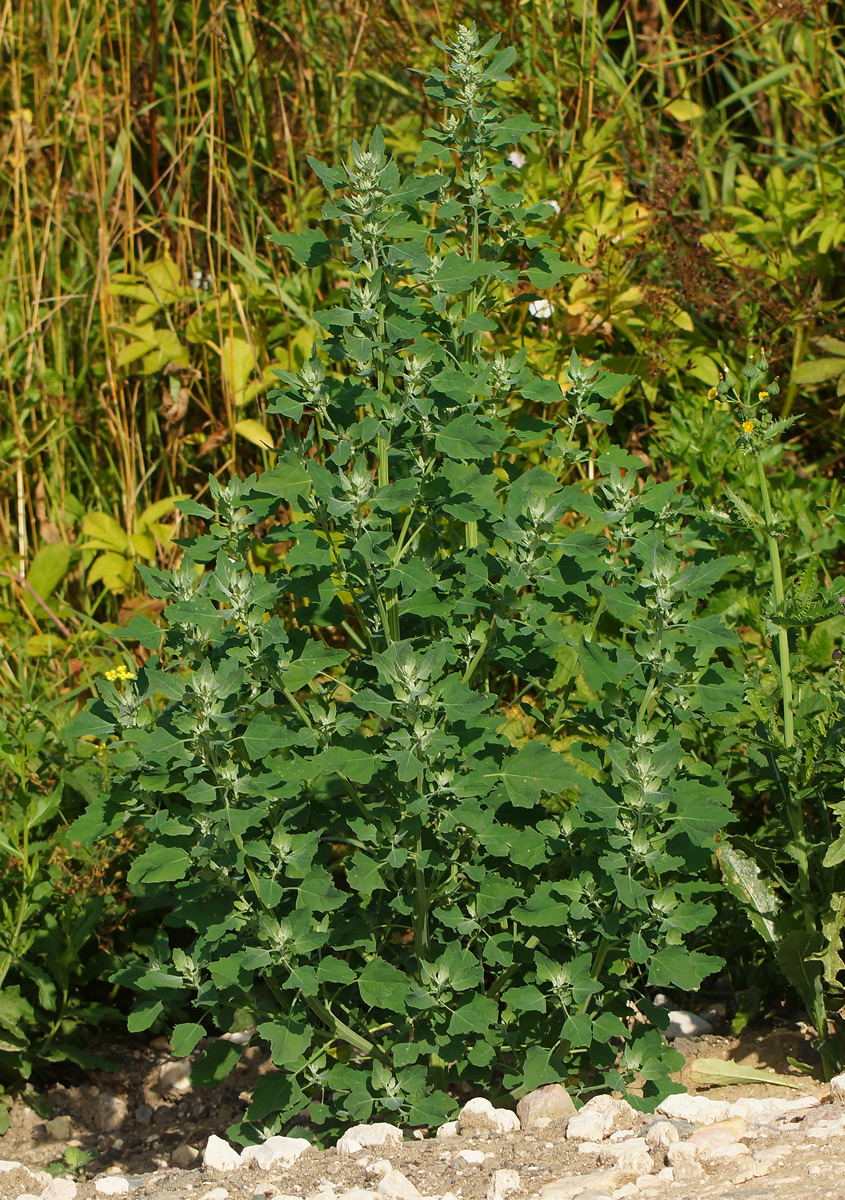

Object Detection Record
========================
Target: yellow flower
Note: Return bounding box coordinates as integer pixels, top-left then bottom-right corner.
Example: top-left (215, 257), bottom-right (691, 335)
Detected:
top-left (708, 387), bottom-right (718, 400)
top-left (105, 664), bottom-right (136, 682)
top-left (758, 390), bottom-right (769, 401)
top-left (742, 419), bottom-right (755, 434)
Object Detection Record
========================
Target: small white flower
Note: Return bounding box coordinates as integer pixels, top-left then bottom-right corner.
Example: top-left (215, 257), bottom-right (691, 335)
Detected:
top-left (546, 199), bottom-right (561, 214)
top-left (528, 299), bottom-right (554, 319)
top-left (508, 149), bottom-right (526, 169)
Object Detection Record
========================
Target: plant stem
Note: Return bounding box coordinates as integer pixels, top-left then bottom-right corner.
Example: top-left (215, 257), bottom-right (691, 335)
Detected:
top-left (755, 455), bottom-right (814, 919)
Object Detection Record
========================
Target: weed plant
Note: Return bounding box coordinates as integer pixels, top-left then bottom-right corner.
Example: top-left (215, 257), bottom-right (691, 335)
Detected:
top-left (70, 27), bottom-right (750, 1143)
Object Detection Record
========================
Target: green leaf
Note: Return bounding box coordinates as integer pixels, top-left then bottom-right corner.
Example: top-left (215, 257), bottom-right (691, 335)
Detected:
top-left (127, 844), bottom-right (191, 887)
top-left (127, 999), bottom-right (163, 1033)
top-left (429, 253), bottom-right (496, 292)
top-left (171, 1023), bottom-right (206, 1057)
top-left (358, 959), bottom-right (412, 1014)
top-left (435, 414), bottom-right (503, 460)
top-left (523, 248), bottom-right (588, 288)
top-left (448, 995), bottom-right (499, 1035)
top-left (27, 542), bottom-right (71, 599)
top-left (258, 1018), bottom-right (311, 1067)
top-left (271, 228), bottom-right (336, 266)
top-left (718, 843), bottom-right (779, 944)
top-left (497, 741), bottom-right (575, 806)
top-left (648, 946), bottom-right (723, 990)
top-left (192, 1039), bottom-right (243, 1087)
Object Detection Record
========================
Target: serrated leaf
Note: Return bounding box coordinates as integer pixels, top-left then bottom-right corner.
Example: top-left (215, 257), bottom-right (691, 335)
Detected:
top-left (358, 960), bottom-right (411, 1014)
top-left (429, 253), bottom-right (496, 292)
top-left (435, 414), bottom-right (503, 460)
top-left (648, 946), bottom-right (723, 990)
top-left (127, 844), bottom-right (191, 887)
top-left (258, 1017), bottom-right (311, 1066)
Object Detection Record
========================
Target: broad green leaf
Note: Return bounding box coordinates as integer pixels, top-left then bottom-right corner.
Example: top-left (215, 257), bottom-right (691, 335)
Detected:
top-left (358, 959), bottom-right (412, 1014)
top-left (27, 542), bottom-right (71, 599)
top-left (127, 844), bottom-right (191, 887)
top-left (80, 512), bottom-right (130, 553)
top-left (648, 946), bottom-right (723, 990)
top-left (429, 253), bottom-right (495, 292)
top-left (497, 741), bottom-right (575, 806)
top-left (171, 1023), bottom-right (206, 1057)
top-left (127, 999), bottom-right (163, 1033)
top-left (435, 414), bottom-right (502, 460)
top-left (191, 1038), bottom-right (242, 1087)
top-left (258, 1018), bottom-right (311, 1066)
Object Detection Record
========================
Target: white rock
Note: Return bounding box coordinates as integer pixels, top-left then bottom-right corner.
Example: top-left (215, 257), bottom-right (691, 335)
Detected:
top-left (201, 1190), bottom-right (231, 1200)
top-left (599, 1139), bottom-right (653, 1175)
top-left (45, 1116), bottom-right (73, 1141)
top-left (663, 1010), bottom-right (714, 1040)
top-left (337, 1125), bottom-right (403, 1156)
top-left (829, 1072), bottom-right (845, 1103)
top-left (95, 1092), bottom-right (129, 1132)
top-left (805, 1115), bottom-right (845, 1138)
top-left (644, 1121), bottom-right (679, 1151)
top-left (337, 1191), bottom-right (380, 1200)
top-left (566, 1097), bottom-right (639, 1143)
top-left (487, 1169), bottom-right (520, 1200)
top-left (241, 1136), bottom-right (311, 1170)
top-left (657, 1094), bottom-right (732, 1125)
top-left (540, 1169), bottom-right (624, 1200)
top-left (577, 1143), bottom-right (605, 1156)
top-left (365, 1161), bottom-right (394, 1177)
top-left (666, 1143), bottom-right (700, 1166)
top-left (457, 1098), bottom-right (520, 1137)
top-left (435, 1122), bottom-right (459, 1140)
top-left (94, 1179), bottom-right (130, 1196)
top-left (17, 1193), bottom-right (41, 1200)
top-left (727, 1095), bottom-right (818, 1124)
top-left (41, 1178), bottom-right (78, 1200)
top-left (0, 1162), bottom-right (24, 1172)
top-left (377, 1170), bottom-right (420, 1200)
top-left (157, 1060), bottom-right (192, 1096)
top-left (203, 1134), bottom-right (244, 1171)
top-left (517, 1084), bottom-right (576, 1130)
top-left (706, 1143), bottom-right (751, 1162)
top-left (455, 1151), bottom-right (487, 1165)
top-left (610, 1186), bottom-right (637, 1199)
top-left (172, 1145), bottom-right (200, 1169)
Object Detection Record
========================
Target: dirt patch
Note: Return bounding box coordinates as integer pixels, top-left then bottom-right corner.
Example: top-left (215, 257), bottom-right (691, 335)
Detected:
top-left (0, 1021), bottom-right (839, 1200)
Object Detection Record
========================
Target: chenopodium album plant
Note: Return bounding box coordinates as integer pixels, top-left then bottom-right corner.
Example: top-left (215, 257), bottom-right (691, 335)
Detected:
top-left (714, 356), bottom-right (845, 1076)
top-left (72, 26), bottom-right (739, 1142)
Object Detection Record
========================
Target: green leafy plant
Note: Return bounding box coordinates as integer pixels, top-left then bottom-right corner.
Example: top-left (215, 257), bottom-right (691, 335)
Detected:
top-left (714, 353), bottom-right (845, 1075)
top-left (74, 25), bottom-right (741, 1144)
top-left (44, 1146), bottom-right (97, 1178)
top-left (0, 683), bottom-right (134, 1104)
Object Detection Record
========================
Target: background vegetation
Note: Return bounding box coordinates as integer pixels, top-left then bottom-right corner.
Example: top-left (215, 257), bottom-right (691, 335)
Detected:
top-left (1, 0), bottom-right (845, 1121)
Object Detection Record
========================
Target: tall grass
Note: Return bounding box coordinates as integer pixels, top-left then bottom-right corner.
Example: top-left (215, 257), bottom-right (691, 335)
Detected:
top-left (1, 0), bottom-right (843, 668)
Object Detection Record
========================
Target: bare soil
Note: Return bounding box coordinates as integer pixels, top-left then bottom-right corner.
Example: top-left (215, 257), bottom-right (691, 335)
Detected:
top-left (1, 1020), bottom-right (843, 1200)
